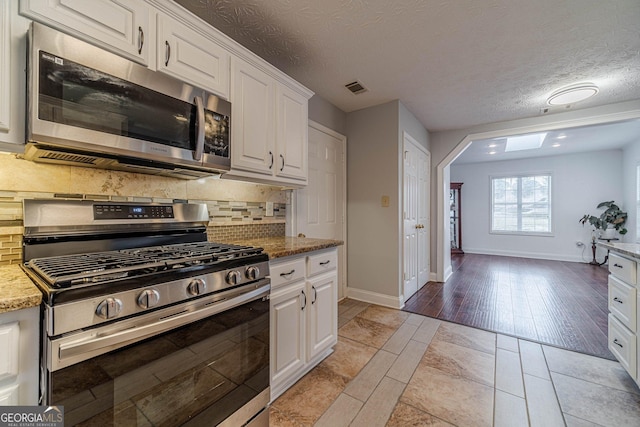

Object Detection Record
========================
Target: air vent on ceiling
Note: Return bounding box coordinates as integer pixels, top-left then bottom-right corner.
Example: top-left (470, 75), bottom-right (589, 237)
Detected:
top-left (345, 81), bottom-right (368, 95)
top-left (540, 104), bottom-right (573, 115)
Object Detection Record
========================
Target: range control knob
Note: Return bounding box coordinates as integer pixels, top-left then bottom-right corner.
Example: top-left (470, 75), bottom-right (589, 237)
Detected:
top-left (245, 266), bottom-right (260, 280)
top-left (187, 278), bottom-right (207, 296)
top-left (226, 270), bottom-right (242, 285)
top-left (137, 289), bottom-right (160, 309)
top-left (95, 297), bottom-right (123, 319)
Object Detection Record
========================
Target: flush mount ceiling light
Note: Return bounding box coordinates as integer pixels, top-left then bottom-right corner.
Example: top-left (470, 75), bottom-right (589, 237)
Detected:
top-left (547, 83), bottom-right (599, 105)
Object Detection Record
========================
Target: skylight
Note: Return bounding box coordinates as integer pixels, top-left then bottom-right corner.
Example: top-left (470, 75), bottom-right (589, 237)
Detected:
top-left (504, 133), bottom-right (547, 152)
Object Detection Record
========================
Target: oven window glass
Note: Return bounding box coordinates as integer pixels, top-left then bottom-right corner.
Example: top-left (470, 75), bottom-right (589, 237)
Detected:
top-left (38, 51), bottom-right (195, 150)
top-left (50, 297), bottom-right (269, 426)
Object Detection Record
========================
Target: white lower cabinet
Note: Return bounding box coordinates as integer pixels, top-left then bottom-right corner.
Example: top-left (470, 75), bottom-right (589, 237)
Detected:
top-left (607, 251), bottom-right (640, 385)
top-left (270, 248), bottom-right (338, 400)
top-left (0, 307), bottom-right (39, 405)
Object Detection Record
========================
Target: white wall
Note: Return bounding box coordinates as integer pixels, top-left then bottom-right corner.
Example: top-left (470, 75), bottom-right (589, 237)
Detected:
top-left (346, 100), bottom-right (429, 307)
top-left (451, 150), bottom-right (623, 262)
top-left (308, 94), bottom-right (347, 136)
top-left (347, 101), bottom-right (400, 300)
top-left (622, 139), bottom-right (640, 243)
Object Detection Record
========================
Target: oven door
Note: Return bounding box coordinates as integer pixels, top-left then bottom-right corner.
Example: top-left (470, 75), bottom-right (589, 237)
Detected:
top-left (44, 281), bottom-right (270, 426)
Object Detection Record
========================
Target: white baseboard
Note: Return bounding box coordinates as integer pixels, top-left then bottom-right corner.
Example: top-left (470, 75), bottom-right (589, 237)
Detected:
top-left (347, 287), bottom-right (404, 309)
top-left (462, 248), bottom-right (589, 263)
top-left (429, 272), bottom-right (438, 282)
top-left (443, 265), bottom-right (453, 282)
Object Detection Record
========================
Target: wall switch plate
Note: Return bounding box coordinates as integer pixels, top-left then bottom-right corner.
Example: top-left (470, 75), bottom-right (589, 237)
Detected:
top-left (266, 201), bottom-right (274, 216)
top-left (381, 195), bottom-right (390, 207)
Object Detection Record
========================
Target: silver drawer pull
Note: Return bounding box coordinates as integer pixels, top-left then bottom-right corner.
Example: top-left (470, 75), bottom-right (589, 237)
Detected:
top-left (613, 297), bottom-right (623, 304)
top-left (280, 269), bottom-right (295, 277)
top-left (613, 338), bottom-right (623, 348)
top-left (320, 260), bottom-right (331, 266)
top-left (613, 263), bottom-right (623, 268)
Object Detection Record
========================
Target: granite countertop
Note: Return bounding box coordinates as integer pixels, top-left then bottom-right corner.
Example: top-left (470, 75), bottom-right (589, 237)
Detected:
top-left (598, 242), bottom-right (640, 261)
top-left (0, 265), bottom-right (42, 314)
top-left (223, 236), bottom-right (343, 259)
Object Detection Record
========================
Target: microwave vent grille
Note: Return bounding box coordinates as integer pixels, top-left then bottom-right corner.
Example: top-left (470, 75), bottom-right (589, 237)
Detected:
top-left (40, 151), bottom-right (98, 165)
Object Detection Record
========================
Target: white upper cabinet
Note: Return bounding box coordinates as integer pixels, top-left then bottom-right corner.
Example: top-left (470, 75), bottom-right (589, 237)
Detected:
top-left (0, 0), bottom-right (11, 133)
top-left (228, 57), bottom-right (310, 186)
top-left (156, 14), bottom-right (229, 98)
top-left (0, 0), bottom-right (30, 147)
top-left (276, 83), bottom-right (308, 181)
top-left (230, 57), bottom-right (276, 175)
top-left (20, 0), bottom-right (151, 65)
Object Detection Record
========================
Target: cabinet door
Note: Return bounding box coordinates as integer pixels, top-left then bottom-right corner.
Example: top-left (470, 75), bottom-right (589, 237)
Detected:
top-left (0, 0), bottom-right (9, 133)
top-left (270, 281), bottom-right (306, 390)
top-left (276, 83), bottom-right (308, 181)
top-left (307, 272), bottom-right (337, 361)
top-left (156, 14), bottom-right (229, 99)
top-left (20, 0), bottom-right (150, 64)
top-left (230, 58), bottom-right (275, 175)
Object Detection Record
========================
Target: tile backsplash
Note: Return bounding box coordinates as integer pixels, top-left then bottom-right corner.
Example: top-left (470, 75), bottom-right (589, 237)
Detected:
top-left (0, 153), bottom-right (291, 264)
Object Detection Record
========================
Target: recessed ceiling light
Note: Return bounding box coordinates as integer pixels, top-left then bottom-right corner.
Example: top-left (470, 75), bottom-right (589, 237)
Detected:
top-left (552, 143), bottom-right (561, 148)
top-left (547, 83), bottom-right (599, 105)
top-left (488, 143), bottom-right (497, 148)
top-left (556, 134), bottom-right (567, 139)
top-left (489, 151), bottom-right (497, 155)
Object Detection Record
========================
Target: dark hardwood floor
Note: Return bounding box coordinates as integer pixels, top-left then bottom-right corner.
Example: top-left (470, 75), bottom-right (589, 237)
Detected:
top-left (403, 253), bottom-right (614, 359)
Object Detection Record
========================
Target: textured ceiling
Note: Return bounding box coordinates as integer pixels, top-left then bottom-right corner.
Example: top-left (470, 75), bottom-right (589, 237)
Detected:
top-left (175, 0), bottom-right (640, 132)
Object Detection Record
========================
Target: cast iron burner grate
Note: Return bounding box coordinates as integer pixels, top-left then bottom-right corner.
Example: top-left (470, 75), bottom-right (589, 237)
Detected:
top-left (27, 242), bottom-right (263, 288)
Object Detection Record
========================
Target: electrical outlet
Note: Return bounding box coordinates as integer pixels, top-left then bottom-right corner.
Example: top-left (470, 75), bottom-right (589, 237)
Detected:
top-left (576, 241), bottom-right (584, 247)
top-left (381, 196), bottom-right (390, 207)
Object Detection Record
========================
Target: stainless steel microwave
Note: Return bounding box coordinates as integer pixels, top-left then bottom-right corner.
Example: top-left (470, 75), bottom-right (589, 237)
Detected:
top-left (24, 23), bottom-right (231, 179)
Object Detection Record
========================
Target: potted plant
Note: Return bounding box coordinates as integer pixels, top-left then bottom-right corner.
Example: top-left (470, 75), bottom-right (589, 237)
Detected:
top-left (579, 200), bottom-right (628, 238)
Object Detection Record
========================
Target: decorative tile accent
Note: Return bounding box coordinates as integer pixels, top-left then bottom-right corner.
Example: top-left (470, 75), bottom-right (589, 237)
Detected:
top-left (206, 200), bottom-right (286, 222)
top-left (207, 223), bottom-right (285, 242)
top-left (0, 228), bottom-right (23, 266)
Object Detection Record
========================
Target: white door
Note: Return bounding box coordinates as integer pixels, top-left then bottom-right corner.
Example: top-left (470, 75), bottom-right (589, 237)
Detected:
top-left (402, 133), bottom-right (430, 302)
top-left (296, 121), bottom-right (346, 298)
top-left (418, 150), bottom-right (430, 287)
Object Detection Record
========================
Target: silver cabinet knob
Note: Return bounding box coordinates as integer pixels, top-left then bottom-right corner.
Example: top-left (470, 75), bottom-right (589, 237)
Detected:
top-left (95, 297), bottom-right (123, 319)
top-left (245, 266), bottom-right (260, 280)
top-left (187, 278), bottom-right (207, 296)
top-left (137, 289), bottom-right (160, 309)
top-left (226, 270), bottom-right (241, 285)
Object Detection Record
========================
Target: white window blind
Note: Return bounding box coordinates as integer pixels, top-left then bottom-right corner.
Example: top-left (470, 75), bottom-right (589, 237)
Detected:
top-left (491, 174), bottom-right (552, 234)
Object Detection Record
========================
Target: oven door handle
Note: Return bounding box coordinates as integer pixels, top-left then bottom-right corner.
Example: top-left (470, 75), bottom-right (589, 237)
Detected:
top-left (55, 283), bottom-right (270, 370)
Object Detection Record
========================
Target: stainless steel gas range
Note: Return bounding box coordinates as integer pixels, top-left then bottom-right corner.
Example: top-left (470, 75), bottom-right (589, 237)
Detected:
top-left (20, 199), bottom-right (270, 426)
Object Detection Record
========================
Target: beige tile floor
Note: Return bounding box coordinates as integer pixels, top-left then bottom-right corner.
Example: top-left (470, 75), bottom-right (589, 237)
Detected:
top-left (270, 299), bottom-right (640, 427)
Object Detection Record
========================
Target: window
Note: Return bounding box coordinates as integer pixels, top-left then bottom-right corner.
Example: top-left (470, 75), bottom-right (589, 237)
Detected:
top-left (491, 174), bottom-right (552, 234)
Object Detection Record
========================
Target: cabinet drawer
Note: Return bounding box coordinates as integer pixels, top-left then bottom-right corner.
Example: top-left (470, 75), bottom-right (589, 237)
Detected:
top-left (609, 253), bottom-right (637, 285)
top-left (307, 249), bottom-right (338, 277)
top-left (270, 257), bottom-right (306, 289)
top-left (609, 275), bottom-right (637, 332)
top-left (608, 314), bottom-right (637, 378)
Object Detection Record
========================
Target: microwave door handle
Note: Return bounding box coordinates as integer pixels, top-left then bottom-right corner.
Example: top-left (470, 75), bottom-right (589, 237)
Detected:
top-left (193, 96), bottom-right (205, 161)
